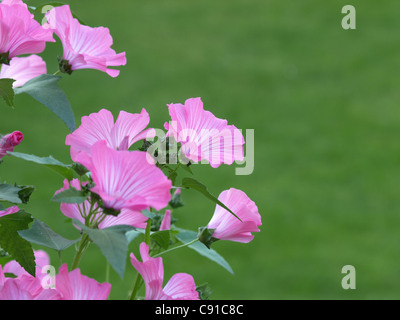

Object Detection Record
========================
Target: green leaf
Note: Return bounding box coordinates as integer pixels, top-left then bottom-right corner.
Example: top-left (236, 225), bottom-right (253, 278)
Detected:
top-left (150, 230), bottom-right (170, 250)
top-left (0, 78), bottom-right (15, 107)
top-left (0, 184), bottom-right (22, 203)
top-left (181, 177), bottom-right (242, 222)
top-left (125, 229), bottom-right (143, 244)
top-left (51, 187), bottom-right (87, 204)
top-left (14, 74), bottom-right (76, 132)
top-left (175, 228), bottom-right (234, 274)
top-left (17, 186), bottom-right (35, 204)
top-left (8, 151), bottom-right (75, 181)
top-left (0, 183), bottom-right (34, 204)
top-left (18, 219), bottom-right (79, 252)
top-left (73, 220), bottom-right (135, 278)
top-left (0, 211), bottom-right (35, 276)
top-left (196, 282), bottom-right (213, 300)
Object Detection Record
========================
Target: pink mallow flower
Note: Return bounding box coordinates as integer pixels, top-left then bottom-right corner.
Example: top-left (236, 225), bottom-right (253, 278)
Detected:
top-left (75, 141), bottom-right (172, 212)
top-left (0, 0), bottom-right (54, 62)
top-left (206, 188), bottom-right (261, 243)
top-left (66, 108), bottom-right (155, 162)
top-left (54, 178), bottom-right (147, 229)
top-left (0, 251), bottom-right (110, 300)
top-left (0, 131), bottom-right (24, 159)
top-left (0, 250), bottom-right (61, 300)
top-left (164, 97), bottom-right (245, 168)
top-left (45, 5), bottom-right (126, 77)
top-left (55, 264), bottom-right (111, 300)
top-left (130, 243), bottom-right (199, 300)
top-left (0, 55), bottom-right (47, 88)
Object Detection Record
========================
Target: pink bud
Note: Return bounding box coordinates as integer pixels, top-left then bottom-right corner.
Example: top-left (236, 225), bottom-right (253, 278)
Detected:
top-left (159, 210), bottom-right (171, 231)
top-left (0, 131), bottom-right (24, 159)
top-left (0, 205), bottom-right (19, 218)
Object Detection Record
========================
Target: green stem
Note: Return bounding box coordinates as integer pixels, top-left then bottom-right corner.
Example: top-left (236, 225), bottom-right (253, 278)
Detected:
top-left (53, 70), bottom-right (61, 75)
top-left (129, 272), bottom-right (143, 300)
top-left (144, 219), bottom-right (151, 245)
top-left (71, 233), bottom-right (90, 270)
top-left (129, 219), bottom-right (151, 300)
top-left (169, 162), bottom-right (182, 178)
top-left (152, 238), bottom-right (199, 258)
top-left (105, 261), bottom-right (110, 284)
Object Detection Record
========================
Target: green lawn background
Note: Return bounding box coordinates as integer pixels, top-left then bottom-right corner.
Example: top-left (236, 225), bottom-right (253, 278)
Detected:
top-left (1, 0), bottom-right (400, 299)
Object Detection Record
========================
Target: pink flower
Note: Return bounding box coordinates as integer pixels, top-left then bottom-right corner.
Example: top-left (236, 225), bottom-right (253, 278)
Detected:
top-left (0, 0), bottom-right (54, 62)
top-left (66, 108), bottom-right (155, 162)
top-left (45, 5), bottom-right (126, 77)
top-left (207, 188), bottom-right (261, 243)
top-left (75, 141), bottom-right (172, 212)
top-left (0, 205), bottom-right (19, 217)
top-left (55, 264), bottom-right (111, 300)
top-left (159, 210), bottom-right (171, 231)
top-left (1, 251), bottom-right (62, 300)
top-left (0, 55), bottom-right (47, 87)
top-left (55, 178), bottom-right (147, 229)
top-left (1, 252), bottom-right (110, 300)
top-left (164, 97), bottom-right (245, 168)
top-left (0, 131), bottom-right (24, 159)
top-left (0, 276), bottom-right (61, 300)
top-left (130, 243), bottom-right (199, 300)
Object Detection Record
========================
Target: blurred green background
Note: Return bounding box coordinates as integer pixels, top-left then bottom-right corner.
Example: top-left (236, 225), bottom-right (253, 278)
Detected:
top-left (2, 0), bottom-right (400, 299)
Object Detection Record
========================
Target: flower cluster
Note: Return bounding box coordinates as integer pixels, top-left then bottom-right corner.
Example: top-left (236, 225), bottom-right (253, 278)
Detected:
top-left (0, 0), bottom-right (261, 301)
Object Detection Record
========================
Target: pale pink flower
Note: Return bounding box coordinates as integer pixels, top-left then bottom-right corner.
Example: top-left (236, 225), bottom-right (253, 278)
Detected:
top-left (55, 264), bottom-right (111, 300)
top-left (130, 243), bottom-right (199, 300)
top-left (0, 205), bottom-right (19, 217)
top-left (0, 275), bottom-right (61, 300)
top-left (207, 188), bottom-right (261, 243)
top-left (74, 141), bottom-right (172, 212)
top-left (0, 131), bottom-right (23, 159)
top-left (159, 210), bottom-right (171, 231)
top-left (0, 55), bottom-right (47, 87)
top-left (164, 97), bottom-right (244, 168)
top-left (55, 178), bottom-right (147, 229)
top-left (0, 278), bottom-right (61, 300)
top-left (65, 108), bottom-right (155, 162)
top-left (1, 251), bottom-right (62, 300)
top-left (45, 5), bottom-right (126, 77)
top-left (0, 0), bottom-right (54, 61)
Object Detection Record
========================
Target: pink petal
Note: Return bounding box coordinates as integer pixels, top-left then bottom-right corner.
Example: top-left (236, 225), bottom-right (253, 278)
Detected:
top-left (0, 205), bottom-right (19, 217)
top-left (0, 55), bottom-right (47, 87)
top-left (66, 109), bottom-right (115, 162)
top-left (46, 5), bottom-right (125, 77)
top-left (99, 208), bottom-right (148, 229)
top-left (55, 264), bottom-right (111, 300)
top-left (0, 131), bottom-right (23, 159)
top-left (159, 210), bottom-right (171, 231)
top-left (130, 243), bottom-right (164, 300)
top-left (66, 108), bottom-right (154, 161)
top-left (0, 279), bottom-right (33, 300)
top-left (74, 141), bottom-right (172, 212)
top-left (166, 98), bottom-right (244, 167)
top-left (0, 0), bottom-right (54, 58)
top-left (207, 188), bottom-right (261, 243)
top-left (161, 273), bottom-right (199, 300)
top-left (110, 108), bottom-right (153, 150)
